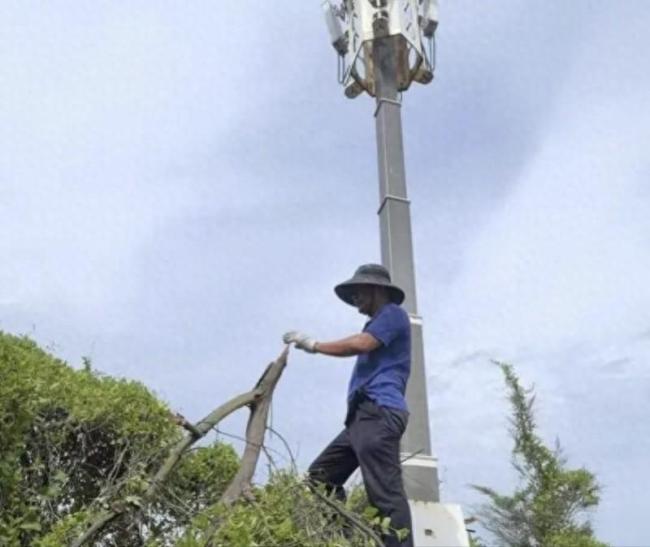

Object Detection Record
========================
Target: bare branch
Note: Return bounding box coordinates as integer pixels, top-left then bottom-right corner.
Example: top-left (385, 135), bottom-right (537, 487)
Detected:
top-left (171, 413), bottom-right (202, 438)
top-left (220, 348), bottom-right (289, 505)
top-left (266, 425), bottom-right (298, 473)
top-left (308, 485), bottom-right (385, 547)
top-left (70, 510), bottom-right (118, 547)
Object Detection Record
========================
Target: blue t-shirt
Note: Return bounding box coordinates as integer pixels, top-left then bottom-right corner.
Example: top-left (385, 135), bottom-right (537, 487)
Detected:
top-left (347, 303), bottom-right (411, 412)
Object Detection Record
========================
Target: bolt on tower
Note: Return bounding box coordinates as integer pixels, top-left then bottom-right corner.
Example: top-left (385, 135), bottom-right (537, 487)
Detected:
top-left (322, 1), bottom-right (469, 544)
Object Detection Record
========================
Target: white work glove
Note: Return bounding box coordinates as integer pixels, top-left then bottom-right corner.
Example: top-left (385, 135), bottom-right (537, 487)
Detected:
top-left (283, 331), bottom-right (318, 353)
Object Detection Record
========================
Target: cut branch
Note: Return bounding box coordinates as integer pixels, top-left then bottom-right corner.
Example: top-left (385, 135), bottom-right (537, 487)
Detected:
top-left (219, 348), bottom-right (289, 506)
top-left (71, 348), bottom-right (289, 547)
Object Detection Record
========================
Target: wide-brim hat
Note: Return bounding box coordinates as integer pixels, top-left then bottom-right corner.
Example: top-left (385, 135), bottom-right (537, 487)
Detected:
top-left (334, 264), bottom-right (405, 306)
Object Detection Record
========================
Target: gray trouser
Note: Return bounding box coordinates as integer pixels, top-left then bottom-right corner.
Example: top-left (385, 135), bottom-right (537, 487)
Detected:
top-left (308, 398), bottom-right (413, 547)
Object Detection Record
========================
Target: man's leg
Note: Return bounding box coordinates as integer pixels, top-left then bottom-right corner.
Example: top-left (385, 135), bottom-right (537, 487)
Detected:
top-left (307, 428), bottom-right (359, 502)
top-left (350, 401), bottom-right (413, 547)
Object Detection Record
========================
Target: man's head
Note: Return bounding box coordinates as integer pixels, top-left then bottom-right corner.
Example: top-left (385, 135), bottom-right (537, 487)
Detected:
top-left (334, 264), bottom-right (405, 315)
top-left (350, 284), bottom-right (391, 316)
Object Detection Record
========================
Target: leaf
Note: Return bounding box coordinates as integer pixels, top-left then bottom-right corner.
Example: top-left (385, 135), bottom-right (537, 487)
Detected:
top-left (44, 484), bottom-right (62, 498)
top-left (125, 495), bottom-right (143, 507)
top-left (19, 521), bottom-right (42, 532)
top-left (53, 470), bottom-right (68, 483)
top-left (363, 506), bottom-right (379, 519)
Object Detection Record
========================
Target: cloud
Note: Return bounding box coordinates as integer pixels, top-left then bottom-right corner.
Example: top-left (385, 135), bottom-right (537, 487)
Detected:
top-left (433, 69), bottom-right (650, 359)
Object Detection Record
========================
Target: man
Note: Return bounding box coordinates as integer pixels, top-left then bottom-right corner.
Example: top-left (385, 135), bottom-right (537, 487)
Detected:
top-left (283, 263), bottom-right (413, 547)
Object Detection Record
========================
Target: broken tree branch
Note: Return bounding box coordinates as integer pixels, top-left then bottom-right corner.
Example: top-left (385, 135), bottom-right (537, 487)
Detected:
top-left (71, 348), bottom-right (289, 547)
top-left (219, 348), bottom-right (289, 506)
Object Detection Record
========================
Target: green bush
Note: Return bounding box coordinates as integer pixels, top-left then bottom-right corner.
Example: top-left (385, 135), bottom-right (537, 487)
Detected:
top-left (175, 472), bottom-right (381, 547)
top-left (0, 332), bottom-right (384, 546)
top-left (0, 332), bottom-right (237, 545)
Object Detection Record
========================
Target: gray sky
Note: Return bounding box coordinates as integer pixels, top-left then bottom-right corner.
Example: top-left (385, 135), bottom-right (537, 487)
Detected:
top-left (2, 2), bottom-right (649, 545)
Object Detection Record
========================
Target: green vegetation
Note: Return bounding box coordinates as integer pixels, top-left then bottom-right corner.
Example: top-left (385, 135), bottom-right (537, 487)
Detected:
top-left (470, 362), bottom-right (608, 547)
top-left (0, 332), bottom-right (383, 546)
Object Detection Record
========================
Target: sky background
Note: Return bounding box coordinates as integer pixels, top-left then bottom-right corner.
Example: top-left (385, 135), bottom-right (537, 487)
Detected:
top-left (1, 1), bottom-right (649, 545)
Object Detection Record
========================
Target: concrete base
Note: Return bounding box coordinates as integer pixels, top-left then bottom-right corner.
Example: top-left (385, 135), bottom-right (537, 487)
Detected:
top-left (409, 501), bottom-right (470, 547)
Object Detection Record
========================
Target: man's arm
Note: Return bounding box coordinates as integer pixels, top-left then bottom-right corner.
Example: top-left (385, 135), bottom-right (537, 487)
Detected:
top-left (315, 333), bottom-right (381, 357)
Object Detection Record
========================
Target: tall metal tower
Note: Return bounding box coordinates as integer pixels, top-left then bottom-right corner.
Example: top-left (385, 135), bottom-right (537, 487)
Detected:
top-left (322, 2), bottom-right (469, 545)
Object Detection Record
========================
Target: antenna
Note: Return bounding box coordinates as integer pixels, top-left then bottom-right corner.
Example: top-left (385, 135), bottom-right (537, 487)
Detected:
top-left (323, 0), bottom-right (438, 98)
top-left (322, 1), bottom-right (349, 55)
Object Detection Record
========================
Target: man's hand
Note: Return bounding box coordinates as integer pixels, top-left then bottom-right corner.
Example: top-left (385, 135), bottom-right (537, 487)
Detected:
top-left (283, 331), bottom-right (318, 353)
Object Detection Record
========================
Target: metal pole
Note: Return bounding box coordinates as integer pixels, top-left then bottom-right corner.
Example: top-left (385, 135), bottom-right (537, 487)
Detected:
top-left (372, 24), bottom-right (440, 503)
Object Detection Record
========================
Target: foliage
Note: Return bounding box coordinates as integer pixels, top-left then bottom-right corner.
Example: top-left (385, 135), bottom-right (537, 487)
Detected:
top-left (173, 472), bottom-right (388, 547)
top-left (0, 332), bottom-right (388, 546)
top-left (471, 362), bottom-right (608, 547)
top-left (0, 331), bottom-right (238, 545)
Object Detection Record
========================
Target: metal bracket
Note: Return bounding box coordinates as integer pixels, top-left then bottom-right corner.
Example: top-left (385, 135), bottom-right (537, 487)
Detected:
top-left (408, 314), bottom-right (424, 326)
top-left (401, 453), bottom-right (439, 469)
top-left (377, 193), bottom-right (410, 215)
top-left (374, 97), bottom-right (402, 117)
